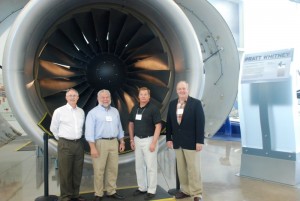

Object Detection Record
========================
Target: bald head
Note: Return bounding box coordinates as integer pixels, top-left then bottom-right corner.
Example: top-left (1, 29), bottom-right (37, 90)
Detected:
top-left (176, 81), bottom-right (189, 101)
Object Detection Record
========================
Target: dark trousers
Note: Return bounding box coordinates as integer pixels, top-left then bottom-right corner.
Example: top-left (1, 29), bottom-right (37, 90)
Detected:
top-left (58, 138), bottom-right (84, 201)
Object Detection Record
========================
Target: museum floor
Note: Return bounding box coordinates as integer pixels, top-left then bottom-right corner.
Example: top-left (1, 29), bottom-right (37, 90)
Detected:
top-left (0, 135), bottom-right (299, 201)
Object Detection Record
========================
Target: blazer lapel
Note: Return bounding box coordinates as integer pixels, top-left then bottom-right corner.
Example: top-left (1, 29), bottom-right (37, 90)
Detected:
top-left (172, 98), bottom-right (180, 126)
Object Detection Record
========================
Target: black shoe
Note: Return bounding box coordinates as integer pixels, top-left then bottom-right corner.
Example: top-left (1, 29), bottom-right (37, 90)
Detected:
top-left (175, 192), bottom-right (191, 199)
top-left (94, 196), bottom-right (103, 201)
top-left (107, 193), bottom-right (125, 200)
top-left (144, 193), bottom-right (155, 200)
top-left (133, 189), bottom-right (147, 196)
top-left (71, 197), bottom-right (86, 201)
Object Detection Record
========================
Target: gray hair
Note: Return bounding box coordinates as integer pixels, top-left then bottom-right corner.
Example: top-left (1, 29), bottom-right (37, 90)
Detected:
top-left (66, 88), bottom-right (79, 96)
top-left (97, 89), bottom-right (111, 97)
top-left (176, 81), bottom-right (189, 89)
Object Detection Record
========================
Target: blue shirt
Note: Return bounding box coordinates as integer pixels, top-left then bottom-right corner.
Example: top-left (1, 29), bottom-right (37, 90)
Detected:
top-left (85, 105), bottom-right (124, 142)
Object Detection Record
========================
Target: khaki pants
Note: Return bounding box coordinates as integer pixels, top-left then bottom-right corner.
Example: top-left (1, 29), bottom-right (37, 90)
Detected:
top-left (92, 139), bottom-right (119, 197)
top-left (175, 148), bottom-right (203, 198)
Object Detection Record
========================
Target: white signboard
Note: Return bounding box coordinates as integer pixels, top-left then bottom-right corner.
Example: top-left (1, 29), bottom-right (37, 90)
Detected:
top-left (241, 49), bottom-right (294, 83)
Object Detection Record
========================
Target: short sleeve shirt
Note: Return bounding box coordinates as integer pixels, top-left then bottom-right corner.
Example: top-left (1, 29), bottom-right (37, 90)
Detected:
top-left (129, 102), bottom-right (161, 137)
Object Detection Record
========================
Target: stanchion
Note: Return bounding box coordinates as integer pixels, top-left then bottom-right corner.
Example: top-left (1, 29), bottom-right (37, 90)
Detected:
top-left (35, 133), bottom-right (58, 201)
top-left (168, 161), bottom-right (180, 196)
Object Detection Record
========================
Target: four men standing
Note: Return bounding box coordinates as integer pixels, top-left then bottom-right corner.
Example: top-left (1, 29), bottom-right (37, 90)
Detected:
top-left (50, 81), bottom-right (205, 201)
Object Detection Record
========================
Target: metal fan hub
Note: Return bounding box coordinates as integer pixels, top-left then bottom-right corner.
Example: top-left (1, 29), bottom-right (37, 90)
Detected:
top-left (87, 54), bottom-right (126, 91)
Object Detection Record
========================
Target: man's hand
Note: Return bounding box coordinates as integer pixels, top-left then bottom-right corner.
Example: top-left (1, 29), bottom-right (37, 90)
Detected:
top-left (167, 141), bottom-right (173, 149)
top-left (149, 142), bottom-right (156, 152)
top-left (196, 143), bottom-right (203, 152)
top-left (90, 147), bottom-right (99, 158)
top-left (130, 141), bottom-right (135, 150)
top-left (119, 142), bottom-right (125, 152)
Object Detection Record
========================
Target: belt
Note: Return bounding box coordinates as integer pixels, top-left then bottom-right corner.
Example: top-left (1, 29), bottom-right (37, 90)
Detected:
top-left (136, 136), bottom-right (152, 139)
top-left (101, 137), bottom-right (116, 140)
top-left (60, 137), bottom-right (81, 142)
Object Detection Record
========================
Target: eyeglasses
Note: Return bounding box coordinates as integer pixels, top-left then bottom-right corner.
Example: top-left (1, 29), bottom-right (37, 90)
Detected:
top-left (67, 95), bottom-right (78, 97)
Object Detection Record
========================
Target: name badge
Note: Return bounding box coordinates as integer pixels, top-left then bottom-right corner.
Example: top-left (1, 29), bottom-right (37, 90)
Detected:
top-left (106, 116), bottom-right (112, 121)
top-left (135, 114), bottom-right (142, 120)
top-left (177, 108), bottom-right (184, 115)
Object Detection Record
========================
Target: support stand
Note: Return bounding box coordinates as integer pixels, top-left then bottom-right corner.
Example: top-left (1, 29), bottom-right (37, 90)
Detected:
top-left (168, 161), bottom-right (180, 196)
top-left (35, 133), bottom-right (58, 201)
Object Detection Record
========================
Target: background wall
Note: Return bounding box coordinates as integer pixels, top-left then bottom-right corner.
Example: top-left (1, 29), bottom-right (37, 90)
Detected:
top-left (243, 0), bottom-right (300, 52)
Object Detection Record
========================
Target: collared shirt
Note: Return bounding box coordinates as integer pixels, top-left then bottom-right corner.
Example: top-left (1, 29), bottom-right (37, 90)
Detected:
top-left (129, 102), bottom-right (161, 137)
top-left (50, 103), bottom-right (85, 140)
top-left (176, 100), bottom-right (187, 124)
top-left (85, 105), bottom-right (124, 142)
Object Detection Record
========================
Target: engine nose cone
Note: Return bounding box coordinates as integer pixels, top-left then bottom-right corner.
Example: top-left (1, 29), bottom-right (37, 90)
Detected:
top-left (87, 54), bottom-right (126, 92)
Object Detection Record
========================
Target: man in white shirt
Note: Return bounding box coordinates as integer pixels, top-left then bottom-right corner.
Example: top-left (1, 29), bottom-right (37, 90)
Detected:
top-left (50, 88), bottom-right (85, 201)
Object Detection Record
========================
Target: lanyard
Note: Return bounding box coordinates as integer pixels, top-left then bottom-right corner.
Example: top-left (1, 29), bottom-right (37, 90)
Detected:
top-left (136, 107), bottom-right (146, 115)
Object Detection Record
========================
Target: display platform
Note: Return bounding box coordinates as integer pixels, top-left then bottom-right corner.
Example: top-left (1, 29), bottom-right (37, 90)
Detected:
top-left (79, 185), bottom-right (175, 201)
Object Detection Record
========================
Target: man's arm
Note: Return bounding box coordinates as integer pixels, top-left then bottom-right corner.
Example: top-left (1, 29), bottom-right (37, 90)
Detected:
top-left (88, 142), bottom-right (99, 158)
top-left (150, 123), bottom-right (161, 152)
top-left (128, 122), bottom-right (135, 150)
top-left (195, 100), bottom-right (205, 144)
top-left (195, 99), bottom-right (205, 151)
top-left (50, 109), bottom-right (60, 140)
top-left (115, 110), bottom-right (125, 152)
top-left (166, 103), bottom-right (174, 149)
top-left (85, 111), bottom-right (98, 156)
top-left (119, 138), bottom-right (125, 152)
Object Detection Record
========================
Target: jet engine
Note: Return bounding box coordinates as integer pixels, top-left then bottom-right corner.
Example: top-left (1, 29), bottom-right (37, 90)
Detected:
top-left (3, 0), bottom-right (240, 163)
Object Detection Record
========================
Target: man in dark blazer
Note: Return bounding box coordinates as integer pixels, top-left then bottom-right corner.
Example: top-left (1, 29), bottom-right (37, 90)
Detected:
top-left (166, 81), bottom-right (205, 201)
